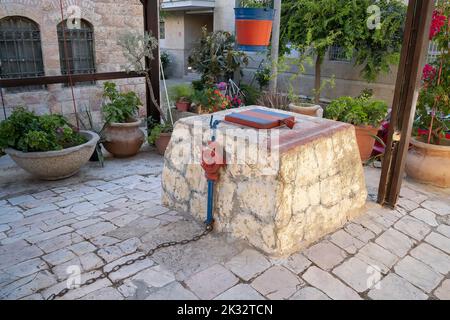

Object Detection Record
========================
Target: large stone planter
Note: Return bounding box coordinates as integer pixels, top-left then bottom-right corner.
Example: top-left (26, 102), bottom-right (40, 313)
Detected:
top-left (5, 131), bottom-right (99, 180)
top-left (103, 120), bottom-right (145, 158)
top-left (405, 137), bottom-right (450, 188)
top-left (162, 107), bottom-right (367, 256)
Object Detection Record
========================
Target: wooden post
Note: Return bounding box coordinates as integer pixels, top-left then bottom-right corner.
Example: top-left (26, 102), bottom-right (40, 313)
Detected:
top-left (268, 0), bottom-right (281, 93)
top-left (377, 0), bottom-right (435, 208)
top-left (143, 0), bottom-right (161, 123)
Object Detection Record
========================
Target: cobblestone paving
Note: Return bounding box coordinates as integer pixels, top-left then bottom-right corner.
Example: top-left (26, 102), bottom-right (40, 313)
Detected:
top-left (0, 149), bottom-right (449, 300)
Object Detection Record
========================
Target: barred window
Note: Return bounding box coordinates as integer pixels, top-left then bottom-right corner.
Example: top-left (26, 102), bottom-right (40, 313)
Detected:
top-left (57, 19), bottom-right (96, 83)
top-left (329, 45), bottom-right (352, 62)
top-left (160, 21), bottom-right (165, 40)
top-left (0, 16), bottom-right (45, 91)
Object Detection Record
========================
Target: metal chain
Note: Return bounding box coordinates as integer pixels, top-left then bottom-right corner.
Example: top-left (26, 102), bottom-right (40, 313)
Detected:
top-left (46, 224), bottom-right (213, 300)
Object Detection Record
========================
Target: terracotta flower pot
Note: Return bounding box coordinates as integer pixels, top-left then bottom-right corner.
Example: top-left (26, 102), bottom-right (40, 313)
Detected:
top-left (155, 132), bottom-right (172, 156)
top-left (405, 137), bottom-right (450, 188)
top-left (103, 120), bottom-right (144, 158)
top-left (176, 101), bottom-right (190, 112)
top-left (354, 125), bottom-right (379, 161)
top-left (5, 131), bottom-right (99, 180)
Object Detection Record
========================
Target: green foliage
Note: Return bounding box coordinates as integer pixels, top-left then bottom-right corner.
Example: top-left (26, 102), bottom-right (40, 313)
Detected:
top-left (324, 94), bottom-right (388, 127)
top-left (238, 0), bottom-right (272, 8)
top-left (415, 2), bottom-right (450, 145)
top-left (161, 51), bottom-right (171, 73)
top-left (102, 82), bottom-right (142, 124)
top-left (170, 84), bottom-right (194, 103)
top-left (188, 27), bottom-right (249, 86)
top-left (240, 83), bottom-right (261, 105)
top-left (280, 0), bottom-right (406, 98)
top-left (147, 119), bottom-right (173, 145)
top-left (0, 107), bottom-right (86, 152)
top-left (255, 64), bottom-right (271, 89)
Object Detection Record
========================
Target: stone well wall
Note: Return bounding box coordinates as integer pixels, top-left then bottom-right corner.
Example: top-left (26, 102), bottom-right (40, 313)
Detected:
top-left (162, 107), bottom-right (368, 256)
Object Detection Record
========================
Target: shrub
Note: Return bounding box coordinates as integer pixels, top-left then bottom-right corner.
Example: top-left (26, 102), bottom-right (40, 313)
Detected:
top-left (0, 107), bottom-right (86, 152)
top-left (255, 64), bottom-right (271, 90)
top-left (257, 92), bottom-right (290, 110)
top-left (240, 84), bottom-right (261, 105)
top-left (415, 3), bottom-right (450, 145)
top-left (170, 84), bottom-right (194, 103)
top-left (239, 0), bottom-right (271, 8)
top-left (324, 95), bottom-right (388, 127)
top-left (102, 82), bottom-right (142, 123)
top-left (188, 27), bottom-right (248, 86)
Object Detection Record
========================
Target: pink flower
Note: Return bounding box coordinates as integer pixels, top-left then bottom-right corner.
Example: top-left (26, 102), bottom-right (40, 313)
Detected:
top-left (422, 64), bottom-right (436, 82)
top-left (430, 10), bottom-right (447, 40)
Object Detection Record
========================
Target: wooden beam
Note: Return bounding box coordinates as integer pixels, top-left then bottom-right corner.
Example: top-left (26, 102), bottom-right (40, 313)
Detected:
top-left (143, 0), bottom-right (161, 123)
top-left (0, 72), bottom-right (142, 88)
top-left (377, 0), bottom-right (435, 207)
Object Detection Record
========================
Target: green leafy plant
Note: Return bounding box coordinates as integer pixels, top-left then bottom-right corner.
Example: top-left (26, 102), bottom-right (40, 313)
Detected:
top-left (238, 0), bottom-right (272, 8)
top-left (170, 84), bottom-right (194, 103)
top-left (240, 83), bottom-right (261, 105)
top-left (255, 63), bottom-right (271, 90)
top-left (102, 82), bottom-right (142, 124)
top-left (188, 27), bottom-right (249, 86)
top-left (160, 51), bottom-right (171, 74)
top-left (0, 107), bottom-right (86, 152)
top-left (415, 3), bottom-right (450, 145)
top-left (147, 119), bottom-right (173, 145)
top-left (280, 0), bottom-right (406, 103)
top-left (324, 94), bottom-right (388, 127)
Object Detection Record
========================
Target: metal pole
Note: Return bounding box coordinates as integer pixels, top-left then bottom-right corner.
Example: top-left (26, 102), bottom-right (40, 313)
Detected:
top-left (268, 0), bottom-right (281, 93)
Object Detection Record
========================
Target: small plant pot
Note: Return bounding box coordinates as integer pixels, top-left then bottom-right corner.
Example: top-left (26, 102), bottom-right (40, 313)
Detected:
top-left (405, 137), bottom-right (450, 188)
top-left (155, 132), bottom-right (172, 156)
top-left (5, 131), bottom-right (99, 180)
top-left (103, 120), bottom-right (145, 158)
top-left (354, 125), bottom-right (379, 162)
top-left (176, 101), bottom-right (191, 112)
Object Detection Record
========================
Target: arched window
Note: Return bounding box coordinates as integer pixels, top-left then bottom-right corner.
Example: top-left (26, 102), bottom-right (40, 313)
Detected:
top-left (0, 16), bottom-right (45, 82)
top-left (57, 19), bottom-right (96, 78)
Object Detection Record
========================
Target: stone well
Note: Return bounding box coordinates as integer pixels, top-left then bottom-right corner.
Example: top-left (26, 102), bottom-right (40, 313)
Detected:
top-left (162, 106), bottom-right (367, 256)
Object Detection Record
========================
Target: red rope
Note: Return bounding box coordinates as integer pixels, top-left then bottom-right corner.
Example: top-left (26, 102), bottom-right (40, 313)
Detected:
top-left (59, 0), bottom-right (80, 129)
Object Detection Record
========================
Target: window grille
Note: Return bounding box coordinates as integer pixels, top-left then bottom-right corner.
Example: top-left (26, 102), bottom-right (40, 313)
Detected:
top-left (427, 41), bottom-right (441, 64)
top-left (0, 16), bottom-right (45, 92)
top-left (57, 19), bottom-right (96, 85)
top-left (160, 21), bottom-right (165, 40)
top-left (328, 45), bottom-right (352, 62)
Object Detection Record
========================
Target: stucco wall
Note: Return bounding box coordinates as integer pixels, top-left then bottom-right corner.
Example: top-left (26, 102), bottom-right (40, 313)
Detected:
top-left (0, 0), bottom-right (146, 123)
top-left (213, 0), bottom-right (234, 33)
top-left (242, 52), bottom-right (397, 104)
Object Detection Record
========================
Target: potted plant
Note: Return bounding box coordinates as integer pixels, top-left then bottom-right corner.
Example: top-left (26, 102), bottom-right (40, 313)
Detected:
top-left (0, 107), bottom-right (99, 180)
top-left (234, 0), bottom-right (275, 52)
top-left (101, 82), bottom-right (145, 158)
top-left (148, 119), bottom-right (173, 155)
top-left (170, 84), bottom-right (193, 112)
top-left (118, 31), bottom-right (174, 157)
top-left (406, 4), bottom-right (450, 187)
top-left (324, 93), bottom-right (388, 161)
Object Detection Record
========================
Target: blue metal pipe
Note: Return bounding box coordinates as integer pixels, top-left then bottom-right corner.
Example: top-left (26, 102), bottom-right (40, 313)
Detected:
top-left (206, 180), bottom-right (215, 225)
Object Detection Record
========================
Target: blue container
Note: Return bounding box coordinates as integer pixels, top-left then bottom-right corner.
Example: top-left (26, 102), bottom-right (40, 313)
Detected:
top-left (234, 8), bottom-right (275, 52)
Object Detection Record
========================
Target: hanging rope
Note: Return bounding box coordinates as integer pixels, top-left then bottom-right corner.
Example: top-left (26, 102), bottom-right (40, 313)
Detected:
top-left (59, 0), bottom-right (80, 129)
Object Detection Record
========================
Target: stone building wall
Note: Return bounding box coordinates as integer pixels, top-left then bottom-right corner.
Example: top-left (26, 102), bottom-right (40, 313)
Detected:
top-left (0, 0), bottom-right (146, 123)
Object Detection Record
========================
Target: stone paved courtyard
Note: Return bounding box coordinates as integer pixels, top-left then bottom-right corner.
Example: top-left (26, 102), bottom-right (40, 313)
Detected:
top-left (0, 147), bottom-right (449, 300)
